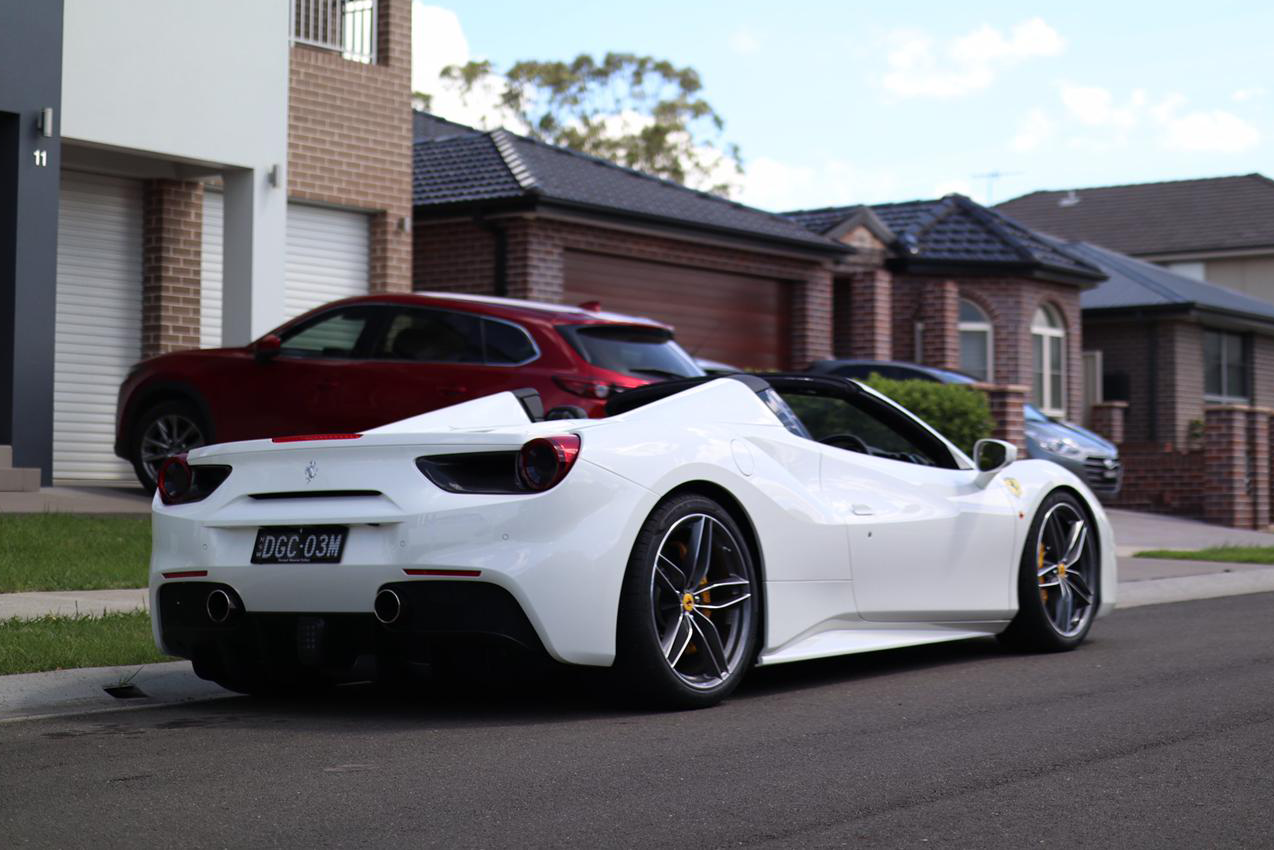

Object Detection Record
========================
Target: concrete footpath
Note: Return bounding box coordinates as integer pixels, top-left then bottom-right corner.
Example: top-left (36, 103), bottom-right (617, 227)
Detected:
top-left (0, 483), bottom-right (151, 514)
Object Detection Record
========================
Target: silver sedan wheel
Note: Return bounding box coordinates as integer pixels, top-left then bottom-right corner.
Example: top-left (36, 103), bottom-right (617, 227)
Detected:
top-left (650, 513), bottom-right (755, 691)
top-left (1034, 503), bottom-right (1096, 638)
top-left (140, 413), bottom-right (205, 481)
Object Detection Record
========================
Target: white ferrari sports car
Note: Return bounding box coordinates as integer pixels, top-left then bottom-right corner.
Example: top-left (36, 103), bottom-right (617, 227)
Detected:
top-left (150, 373), bottom-right (1115, 708)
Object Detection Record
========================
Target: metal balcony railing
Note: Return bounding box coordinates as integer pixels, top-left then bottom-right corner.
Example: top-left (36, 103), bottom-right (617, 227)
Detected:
top-left (290, 0), bottom-right (377, 64)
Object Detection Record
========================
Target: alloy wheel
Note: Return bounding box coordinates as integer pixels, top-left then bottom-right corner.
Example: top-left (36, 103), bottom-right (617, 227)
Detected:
top-left (1034, 503), bottom-right (1096, 637)
top-left (649, 513), bottom-right (755, 690)
top-left (140, 413), bottom-right (205, 482)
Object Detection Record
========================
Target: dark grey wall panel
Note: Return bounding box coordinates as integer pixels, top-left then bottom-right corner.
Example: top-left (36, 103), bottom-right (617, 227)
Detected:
top-left (0, 1), bottom-right (64, 483)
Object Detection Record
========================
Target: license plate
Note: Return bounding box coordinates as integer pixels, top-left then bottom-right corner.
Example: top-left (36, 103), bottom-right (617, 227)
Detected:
top-left (251, 526), bottom-right (348, 564)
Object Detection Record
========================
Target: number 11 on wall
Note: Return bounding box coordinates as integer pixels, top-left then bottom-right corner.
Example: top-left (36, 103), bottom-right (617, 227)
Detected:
top-left (33, 149), bottom-right (47, 167)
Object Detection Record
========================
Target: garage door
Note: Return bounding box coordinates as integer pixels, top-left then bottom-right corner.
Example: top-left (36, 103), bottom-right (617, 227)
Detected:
top-left (200, 195), bottom-right (369, 348)
top-left (563, 251), bottom-right (789, 370)
top-left (54, 172), bottom-right (143, 482)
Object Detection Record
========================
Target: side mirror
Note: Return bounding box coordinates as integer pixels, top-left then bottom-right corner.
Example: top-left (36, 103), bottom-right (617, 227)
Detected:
top-left (253, 334), bottom-right (282, 362)
top-left (973, 438), bottom-right (1017, 488)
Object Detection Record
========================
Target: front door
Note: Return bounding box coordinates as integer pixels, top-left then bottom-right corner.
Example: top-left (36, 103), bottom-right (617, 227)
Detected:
top-left (777, 383), bottom-right (1019, 622)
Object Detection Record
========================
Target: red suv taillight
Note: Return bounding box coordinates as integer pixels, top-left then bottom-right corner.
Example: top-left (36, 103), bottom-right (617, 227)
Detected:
top-left (553, 376), bottom-right (611, 399)
top-left (516, 435), bottom-right (581, 491)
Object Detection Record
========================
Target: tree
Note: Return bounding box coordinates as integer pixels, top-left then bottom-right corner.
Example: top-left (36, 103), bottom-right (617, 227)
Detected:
top-left (434, 53), bottom-right (743, 196)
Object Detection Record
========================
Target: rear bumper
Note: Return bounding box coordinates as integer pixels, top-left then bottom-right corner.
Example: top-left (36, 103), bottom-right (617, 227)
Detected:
top-left (157, 580), bottom-right (547, 676)
top-left (149, 456), bottom-right (656, 667)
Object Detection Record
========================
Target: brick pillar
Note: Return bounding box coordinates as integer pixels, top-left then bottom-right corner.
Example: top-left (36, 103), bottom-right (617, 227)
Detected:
top-left (504, 219), bottom-right (563, 303)
top-left (1204, 405), bottom-right (1270, 529)
top-left (1089, 401), bottom-right (1128, 445)
top-left (790, 266), bottom-right (833, 370)
top-left (919, 278), bottom-right (959, 370)
top-left (142, 179), bottom-right (203, 357)
top-left (846, 269), bottom-right (892, 360)
top-left (978, 383), bottom-right (1028, 453)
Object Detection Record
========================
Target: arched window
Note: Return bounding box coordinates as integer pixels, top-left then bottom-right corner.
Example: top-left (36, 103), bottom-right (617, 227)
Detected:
top-left (958, 299), bottom-right (993, 381)
top-left (1032, 305), bottom-right (1065, 415)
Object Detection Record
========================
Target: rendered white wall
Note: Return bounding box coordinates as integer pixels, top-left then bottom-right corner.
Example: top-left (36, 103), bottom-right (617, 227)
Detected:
top-left (61, 0), bottom-right (288, 172)
top-left (61, 0), bottom-right (290, 341)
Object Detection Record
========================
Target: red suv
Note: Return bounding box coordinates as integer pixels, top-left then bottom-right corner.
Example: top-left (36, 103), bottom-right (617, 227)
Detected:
top-left (115, 292), bottom-right (704, 490)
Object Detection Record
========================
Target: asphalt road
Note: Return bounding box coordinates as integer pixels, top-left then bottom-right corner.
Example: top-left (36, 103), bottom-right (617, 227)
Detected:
top-left (2, 593), bottom-right (1272, 848)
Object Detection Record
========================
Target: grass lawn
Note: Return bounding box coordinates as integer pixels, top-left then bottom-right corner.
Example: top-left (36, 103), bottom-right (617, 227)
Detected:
top-left (1134, 545), bottom-right (1274, 564)
top-left (0, 610), bottom-right (171, 675)
top-left (0, 514), bottom-right (150, 593)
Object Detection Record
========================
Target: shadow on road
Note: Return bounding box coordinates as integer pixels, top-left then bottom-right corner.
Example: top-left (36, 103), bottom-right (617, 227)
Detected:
top-left (149, 635), bottom-right (1017, 731)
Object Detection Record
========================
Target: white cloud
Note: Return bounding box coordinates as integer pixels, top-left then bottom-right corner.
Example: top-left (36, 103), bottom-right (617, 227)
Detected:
top-left (1052, 83), bottom-right (1261, 153)
top-left (1162, 109), bottom-right (1261, 153)
top-left (1231, 87), bottom-right (1264, 102)
top-left (411, 3), bottom-right (523, 130)
top-left (881, 18), bottom-right (1065, 99)
top-left (728, 29), bottom-right (761, 55)
top-left (1010, 108), bottom-right (1053, 152)
top-left (736, 156), bottom-right (900, 211)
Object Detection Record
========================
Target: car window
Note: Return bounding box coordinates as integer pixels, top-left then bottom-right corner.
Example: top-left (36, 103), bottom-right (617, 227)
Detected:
top-left (378, 308), bottom-right (483, 363)
top-left (483, 319), bottom-right (538, 365)
top-left (279, 308), bottom-right (375, 358)
top-left (780, 391), bottom-right (954, 468)
top-left (559, 325), bottom-right (703, 380)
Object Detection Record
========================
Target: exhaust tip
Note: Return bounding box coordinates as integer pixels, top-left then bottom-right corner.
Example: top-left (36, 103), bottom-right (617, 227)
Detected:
top-left (374, 589), bottom-right (402, 625)
top-left (206, 589), bottom-right (238, 625)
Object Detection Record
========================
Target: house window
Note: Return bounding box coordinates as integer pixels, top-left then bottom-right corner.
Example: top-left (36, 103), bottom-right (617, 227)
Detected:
top-left (291, 0), bottom-right (377, 64)
top-left (1032, 305), bottom-right (1065, 415)
top-left (1204, 329), bottom-right (1248, 402)
top-left (958, 299), bottom-right (992, 381)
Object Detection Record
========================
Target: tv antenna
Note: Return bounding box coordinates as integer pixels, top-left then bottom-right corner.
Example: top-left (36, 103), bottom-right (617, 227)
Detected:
top-left (972, 170), bottom-right (1023, 204)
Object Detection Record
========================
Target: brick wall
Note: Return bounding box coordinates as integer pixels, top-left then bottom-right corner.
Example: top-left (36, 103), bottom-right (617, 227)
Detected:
top-left (844, 269), bottom-right (892, 359)
top-left (412, 219), bottom-right (495, 292)
top-left (142, 180), bottom-right (203, 357)
top-left (1204, 405), bottom-right (1271, 529)
top-left (791, 267), bottom-right (834, 369)
top-left (288, 0), bottom-right (412, 293)
top-left (1109, 442), bottom-right (1207, 517)
top-left (957, 278), bottom-right (1084, 418)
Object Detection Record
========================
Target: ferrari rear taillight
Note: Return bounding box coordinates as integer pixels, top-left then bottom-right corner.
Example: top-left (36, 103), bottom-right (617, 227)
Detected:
top-left (157, 455), bottom-right (232, 506)
top-left (517, 435), bottom-right (581, 491)
top-left (553, 376), bottom-right (611, 399)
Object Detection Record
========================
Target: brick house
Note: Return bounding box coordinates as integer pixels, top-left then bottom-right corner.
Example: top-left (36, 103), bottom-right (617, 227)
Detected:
top-left (0, 0), bottom-right (412, 488)
top-left (783, 195), bottom-right (1107, 445)
top-left (997, 174), bottom-right (1274, 305)
top-left (1056, 241), bottom-right (1274, 528)
top-left (411, 113), bottom-right (849, 371)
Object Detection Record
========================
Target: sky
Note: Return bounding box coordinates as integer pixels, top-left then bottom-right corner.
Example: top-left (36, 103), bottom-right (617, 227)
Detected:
top-left (410, 0), bottom-right (1272, 212)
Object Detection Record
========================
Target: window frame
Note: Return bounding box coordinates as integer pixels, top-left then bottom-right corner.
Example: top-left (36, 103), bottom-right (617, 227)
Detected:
top-left (1202, 328), bottom-right (1250, 404)
top-left (371, 306), bottom-right (541, 367)
top-left (276, 305), bottom-right (386, 360)
top-left (1031, 305), bottom-right (1066, 417)
top-left (957, 299), bottom-right (994, 382)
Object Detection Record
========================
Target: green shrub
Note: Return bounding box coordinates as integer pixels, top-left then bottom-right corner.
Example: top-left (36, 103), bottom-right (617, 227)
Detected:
top-left (862, 374), bottom-right (993, 455)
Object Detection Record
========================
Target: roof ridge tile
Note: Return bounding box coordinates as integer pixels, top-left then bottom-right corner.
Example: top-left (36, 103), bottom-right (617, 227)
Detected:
top-left (490, 128), bottom-right (539, 192)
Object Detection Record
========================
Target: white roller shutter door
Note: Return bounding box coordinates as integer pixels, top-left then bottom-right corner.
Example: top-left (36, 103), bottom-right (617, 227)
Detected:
top-left (54, 172), bottom-right (143, 482)
top-left (285, 203), bottom-right (369, 318)
top-left (200, 198), bottom-right (368, 348)
top-left (200, 189), bottom-right (223, 348)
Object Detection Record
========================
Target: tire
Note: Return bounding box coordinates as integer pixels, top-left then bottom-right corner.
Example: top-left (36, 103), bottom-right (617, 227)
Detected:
top-left (129, 400), bottom-right (209, 493)
top-left (615, 493), bottom-right (760, 709)
top-left (1000, 490), bottom-right (1100, 652)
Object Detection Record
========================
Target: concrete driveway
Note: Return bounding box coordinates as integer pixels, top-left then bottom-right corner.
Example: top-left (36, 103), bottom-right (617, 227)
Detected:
top-left (1106, 508), bottom-right (1274, 556)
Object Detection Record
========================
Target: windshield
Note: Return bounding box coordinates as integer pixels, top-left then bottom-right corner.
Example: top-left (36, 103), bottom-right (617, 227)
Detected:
top-left (1023, 404), bottom-right (1052, 423)
top-left (560, 325), bottom-right (705, 380)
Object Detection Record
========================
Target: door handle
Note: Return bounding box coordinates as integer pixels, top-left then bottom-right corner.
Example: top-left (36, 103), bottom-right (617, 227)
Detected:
top-left (852, 504), bottom-right (875, 516)
top-left (441, 386), bottom-right (469, 397)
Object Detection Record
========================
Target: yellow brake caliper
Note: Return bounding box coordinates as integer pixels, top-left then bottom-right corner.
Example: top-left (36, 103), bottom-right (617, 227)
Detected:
top-left (1038, 542), bottom-right (1049, 603)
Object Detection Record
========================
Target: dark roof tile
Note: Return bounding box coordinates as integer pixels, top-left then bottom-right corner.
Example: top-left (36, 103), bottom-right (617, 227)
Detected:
top-left (411, 116), bottom-right (844, 252)
top-left (995, 174), bottom-right (1274, 256)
